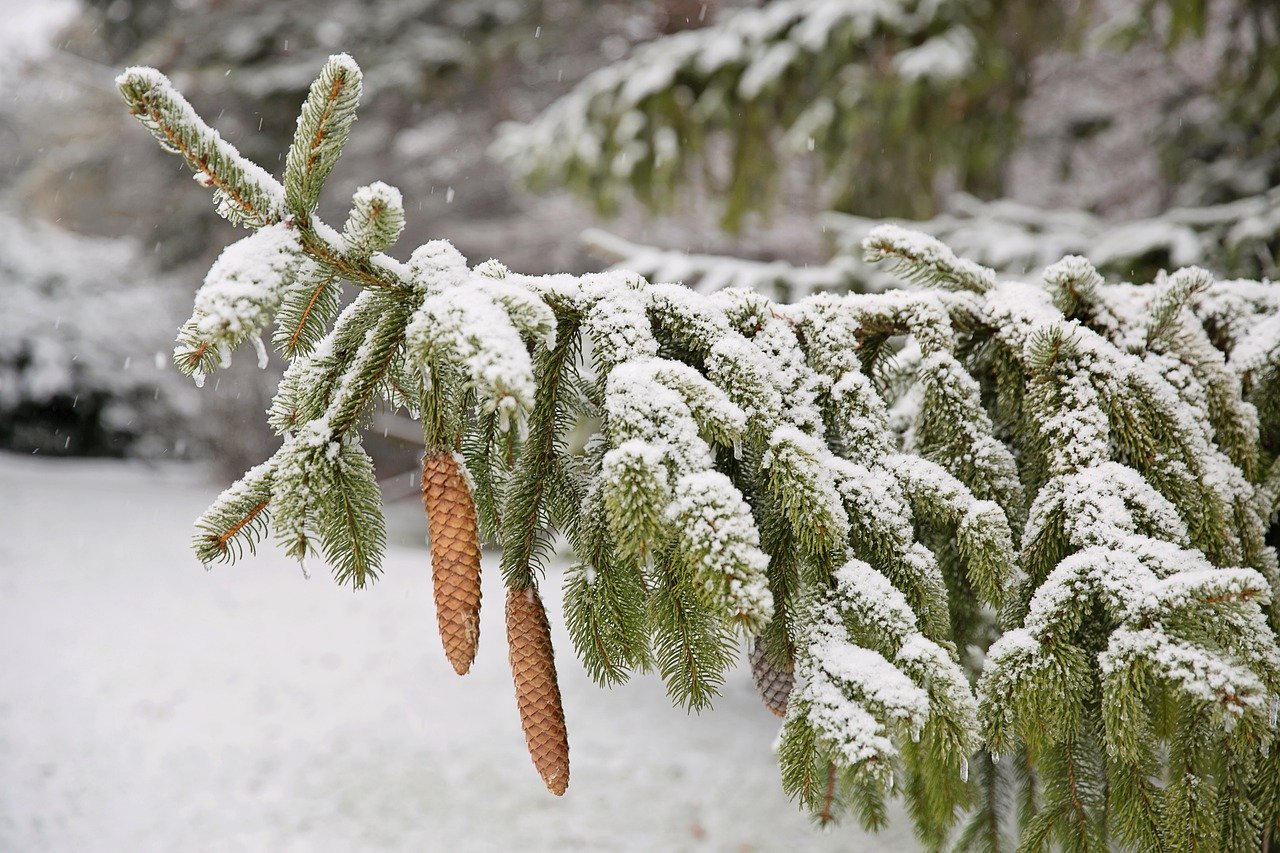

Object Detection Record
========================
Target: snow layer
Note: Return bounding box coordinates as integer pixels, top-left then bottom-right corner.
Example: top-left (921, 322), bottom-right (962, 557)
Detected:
top-left (0, 454), bottom-right (916, 851)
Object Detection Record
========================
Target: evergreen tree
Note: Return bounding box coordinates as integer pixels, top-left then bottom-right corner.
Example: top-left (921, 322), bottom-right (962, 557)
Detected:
top-left (502, 0), bottom-right (1280, 285)
top-left (495, 0), bottom-right (1278, 230)
top-left (117, 44), bottom-right (1280, 853)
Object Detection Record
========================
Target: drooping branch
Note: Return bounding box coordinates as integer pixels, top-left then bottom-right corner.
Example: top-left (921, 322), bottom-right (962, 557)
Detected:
top-left (119, 53), bottom-right (1280, 848)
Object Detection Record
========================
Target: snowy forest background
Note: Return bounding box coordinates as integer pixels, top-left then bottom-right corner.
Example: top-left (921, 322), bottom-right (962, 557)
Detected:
top-left (3, 0), bottom-right (1279, 849)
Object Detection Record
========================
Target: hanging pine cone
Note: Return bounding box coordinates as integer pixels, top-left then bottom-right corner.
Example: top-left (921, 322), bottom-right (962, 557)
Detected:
top-left (750, 636), bottom-right (794, 717)
top-left (506, 585), bottom-right (570, 796)
top-left (421, 450), bottom-right (482, 675)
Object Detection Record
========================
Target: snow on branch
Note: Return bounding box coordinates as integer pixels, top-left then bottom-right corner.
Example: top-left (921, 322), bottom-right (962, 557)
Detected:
top-left (493, 0), bottom-right (990, 228)
top-left (175, 222), bottom-right (311, 383)
top-left (120, 54), bottom-right (1280, 845)
top-left (117, 66), bottom-right (286, 228)
top-left (862, 224), bottom-right (998, 293)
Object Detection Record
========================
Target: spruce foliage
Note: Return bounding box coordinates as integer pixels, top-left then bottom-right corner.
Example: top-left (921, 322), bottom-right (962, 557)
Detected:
top-left (118, 54), bottom-right (1280, 850)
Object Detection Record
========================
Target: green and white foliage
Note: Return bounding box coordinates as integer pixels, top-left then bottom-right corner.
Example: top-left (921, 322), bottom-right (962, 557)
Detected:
top-left (826, 190), bottom-right (1280, 286)
top-left (493, 0), bottom-right (1046, 227)
top-left (119, 56), bottom-right (1280, 850)
top-left (497, 0), bottom-right (1278, 248)
top-left (588, 188), bottom-right (1280, 303)
top-left (175, 221), bottom-right (313, 383)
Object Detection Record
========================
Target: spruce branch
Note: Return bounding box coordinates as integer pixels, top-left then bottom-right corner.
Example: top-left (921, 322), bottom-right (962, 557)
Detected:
top-left (324, 298), bottom-right (414, 437)
top-left (668, 469), bottom-right (774, 632)
top-left (862, 225), bottom-right (998, 293)
top-left (649, 544), bottom-right (739, 710)
top-left (342, 182), bottom-right (405, 260)
top-left (116, 66), bottom-right (412, 303)
top-left (600, 440), bottom-right (669, 565)
top-left (762, 425), bottom-right (850, 560)
top-left (886, 454), bottom-right (1019, 610)
top-left (122, 52), bottom-right (1280, 846)
top-left (1146, 266), bottom-right (1214, 351)
top-left (282, 53), bottom-right (363, 217)
top-left (191, 455), bottom-right (277, 564)
top-left (493, 0), bottom-right (1037, 228)
top-left (500, 315), bottom-right (580, 591)
top-left (116, 67), bottom-right (286, 229)
top-left (316, 438), bottom-right (386, 588)
top-left (407, 284), bottom-right (541, 432)
top-left (174, 221), bottom-right (313, 381)
top-left (268, 289), bottom-right (385, 434)
top-left (1043, 255), bottom-right (1104, 318)
top-left (273, 273), bottom-right (340, 360)
top-left (563, 539), bottom-right (650, 686)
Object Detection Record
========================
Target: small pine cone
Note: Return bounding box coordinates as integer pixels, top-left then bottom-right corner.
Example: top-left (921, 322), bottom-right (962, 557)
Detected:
top-left (506, 585), bottom-right (570, 796)
top-left (750, 637), bottom-right (794, 717)
top-left (421, 451), bottom-right (482, 675)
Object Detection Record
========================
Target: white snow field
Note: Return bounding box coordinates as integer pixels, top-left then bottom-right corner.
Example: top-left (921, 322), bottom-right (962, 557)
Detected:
top-left (0, 453), bottom-right (915, 851)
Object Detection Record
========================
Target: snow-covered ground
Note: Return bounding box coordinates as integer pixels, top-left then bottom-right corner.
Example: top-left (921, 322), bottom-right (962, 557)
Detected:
top-left (0, 453), bottom-right (914, 851)
top-left (0, 0), bottom-right (77, 71)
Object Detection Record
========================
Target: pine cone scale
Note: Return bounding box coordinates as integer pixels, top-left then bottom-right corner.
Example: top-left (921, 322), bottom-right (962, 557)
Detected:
top-left (750, 637), bottom-right (793, 717)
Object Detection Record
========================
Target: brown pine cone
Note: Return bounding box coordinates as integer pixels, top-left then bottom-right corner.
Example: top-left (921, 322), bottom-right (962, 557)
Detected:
top-left (506, 585), bottom-right (570, 796)
top-left (421, 451), bottom-right (482, 675)
top-left (750, 636), bottom-right (794, 717)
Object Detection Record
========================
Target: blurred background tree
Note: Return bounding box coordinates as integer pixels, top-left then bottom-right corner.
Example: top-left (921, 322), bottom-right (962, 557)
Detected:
top-left (500, 0), bottom-right (1280, 283)
top-left (500, 0), bottom-right (1280, 227)
top-left (3, 0), bottom-right (1278, 467)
